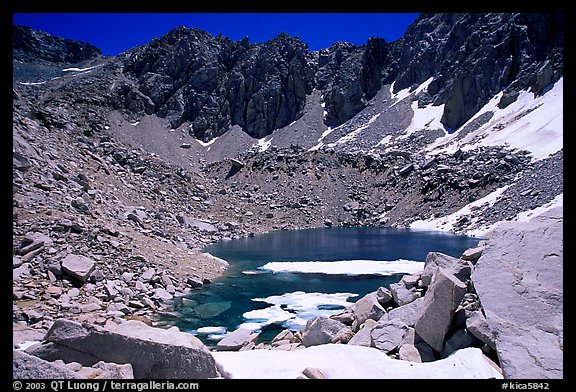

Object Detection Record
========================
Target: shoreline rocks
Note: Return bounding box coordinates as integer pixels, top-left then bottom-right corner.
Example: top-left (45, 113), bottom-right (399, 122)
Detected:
top-left (14, 207), bottom-right (563, 379)
top-left (208, 207), bottom-right (561, 379)
top-left (25, 319), bottom-right (219, 379)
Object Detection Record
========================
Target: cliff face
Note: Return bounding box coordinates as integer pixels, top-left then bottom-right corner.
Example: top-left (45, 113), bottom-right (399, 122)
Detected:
top-left (117, 27), bottom-right (316, 140)
top-left (13, 25), bottom-right (102, 64)
top-left (110, 13), bottom-right (563, 139)
top-left (394, 13), bottom-right (563, 130)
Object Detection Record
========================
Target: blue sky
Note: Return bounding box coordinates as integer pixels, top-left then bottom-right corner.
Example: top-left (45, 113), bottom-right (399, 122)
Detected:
top-left (12, 13), bottom-right (420, 56)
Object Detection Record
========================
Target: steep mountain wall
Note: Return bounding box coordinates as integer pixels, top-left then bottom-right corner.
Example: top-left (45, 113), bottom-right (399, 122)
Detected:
top-left (117, 28), bottom-right (316, 140)
top-left (395, 13), bottom-right (563, 130)
top-left (13, 13), bottom-right (563, 142)
top-left (13, 25), bottom-right (102, 64)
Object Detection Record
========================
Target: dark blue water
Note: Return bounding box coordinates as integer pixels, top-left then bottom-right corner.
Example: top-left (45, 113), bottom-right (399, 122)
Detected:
top-left (165, 227), bottom-right (481, 344)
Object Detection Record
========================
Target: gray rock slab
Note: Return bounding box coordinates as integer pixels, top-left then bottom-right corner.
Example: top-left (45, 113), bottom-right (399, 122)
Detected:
top-left (414, 268), bottom-right (467, 352)
top-left (382, 297), bottom-right (425, 327)
top-left (350, 292), bottom-right (386, 330)
top-left (420, 252), bottom-right (472, 287)
top-left (347, 319), bottom-right (377, 347)
top-left (370, 318), bottom-right (409, 353)
top-left (92, 361), bottom-right (134, 379)
top-left (216, 328), bottom-right (258, 351)
top-left (376, 286), bottom-right (393, 305)
top-left (398, 328), bottom-right (437, 362)
top-left (389, 282), bottom-right (420, 306)
top-left (472, 207), bottom-right (563, 379)
top-left (301, 316), bottom-right (348, 347)
top-left (13, 349), bottom-right (81, 379)
top-left (465, 310), bottom-right (496, 350)
top-left (61, 254), bottom-right (96, 283)
top-left (27, 319), bottom-right (218, 379)
top-left (461, 245), bottom-right (486, 263)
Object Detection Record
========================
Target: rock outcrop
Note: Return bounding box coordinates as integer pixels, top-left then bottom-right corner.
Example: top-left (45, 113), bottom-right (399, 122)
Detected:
top-left (117, 28), bottom-right (316, 140)
top-left (14, 13), bottom-right (562, 141)
top-left (26, 319), bottom-right (219, 379)
top-left (13, 349), bottom-right (82, 379)
top-left (13, 25), bottom-right (102, 64)
top-left (13, 349), bottom-right (134, 379)
top-left (472, 207), bottom-right (563, 379)
top-left (394, 13), bottom-right (563, 130)
top-left (317, 38), bottom-right (399, 127)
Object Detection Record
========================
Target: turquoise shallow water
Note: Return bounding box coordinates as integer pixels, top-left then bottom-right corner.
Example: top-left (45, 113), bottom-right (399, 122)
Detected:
top-left (164, 227), bottom-right (481, 344)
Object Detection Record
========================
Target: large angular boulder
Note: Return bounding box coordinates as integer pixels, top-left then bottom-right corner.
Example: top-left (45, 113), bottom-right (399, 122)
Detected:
top-left (383, 297), bottom-right (425, 327)
top-left (370, 318), bottom-right (409, 353)
top-left (465, 310), bottom-right (496, 350)
top-left (216, 328), bottom-right (259, 351)
top-left (13, 349), bottom-right (81, 379)
top-left (420, 252), bottom-right (472, 288)
top-left (347, 319), bottom-right (377, 347)
top-left (350, 292), bottom-right (386, 331)
top-left (397, 328), bottom-right (436, 363)
top-left (26, 319), bottom-right (219, 379)
top-left (414, 268), bottom-right (467, 352)
top-left (389, 282), bottom-right (420, 306)
top-left (472, 207), bottom-right (563, 379)
top-left (301, 316), bottom-right (350, 347)
top-left (61, 254), bottom-right (96, 283)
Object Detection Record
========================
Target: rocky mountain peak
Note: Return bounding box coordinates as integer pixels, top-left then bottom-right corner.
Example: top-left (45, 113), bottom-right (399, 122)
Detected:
top-left (395, 13), bottom-right (563, 130)
top-left (13, 13), bottom-right (562, 141)
top-left (116, 26), bottom-right (315, 140)
top-left (13, 24), bottom-right (102, 64)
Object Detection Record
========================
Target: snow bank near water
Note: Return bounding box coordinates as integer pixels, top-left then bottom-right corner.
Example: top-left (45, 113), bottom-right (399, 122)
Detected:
top-left (260, 259), bottom-right (423, 276)
top-left (212, 344), bottom-right (502, 379)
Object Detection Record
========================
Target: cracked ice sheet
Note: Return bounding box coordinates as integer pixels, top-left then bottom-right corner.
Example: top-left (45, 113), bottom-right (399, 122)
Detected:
top-left (239, 291), bottom-right (357, 332)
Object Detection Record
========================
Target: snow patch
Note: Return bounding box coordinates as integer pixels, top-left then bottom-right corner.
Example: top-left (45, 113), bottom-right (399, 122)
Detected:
top-left (253, 136), bottom-right (273, 152)
top-left (196, 136), bottom-right (219, 147)
top-left (308, 127), bottom-right (335, 151)
top-left (18, 81), bottom-right (46, 86)
top-left (426, 78), bottom-right (563, 161)
top-left (399, 101), bottom-right (446, 139)
top-left (373, 135), bottom-right (392, 149)
top-left (196, 326), bottom-right (227, 335)
top-left (131, 121), bottom-right (140, 126)
top-left (390, 77), bottom-right (434, 108)
top-left (212, 345), bottom-right (503, 379)
top-left (389, 81), bottom-right (411, 105)
top-left (62, 65), bottom-right (102, 72)
top-left (15, 340), bottom-right (42, 351)
top-left (410, 185), bottom-right (511, 234)
top-left (513, 193), bottom-right (563, 223)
